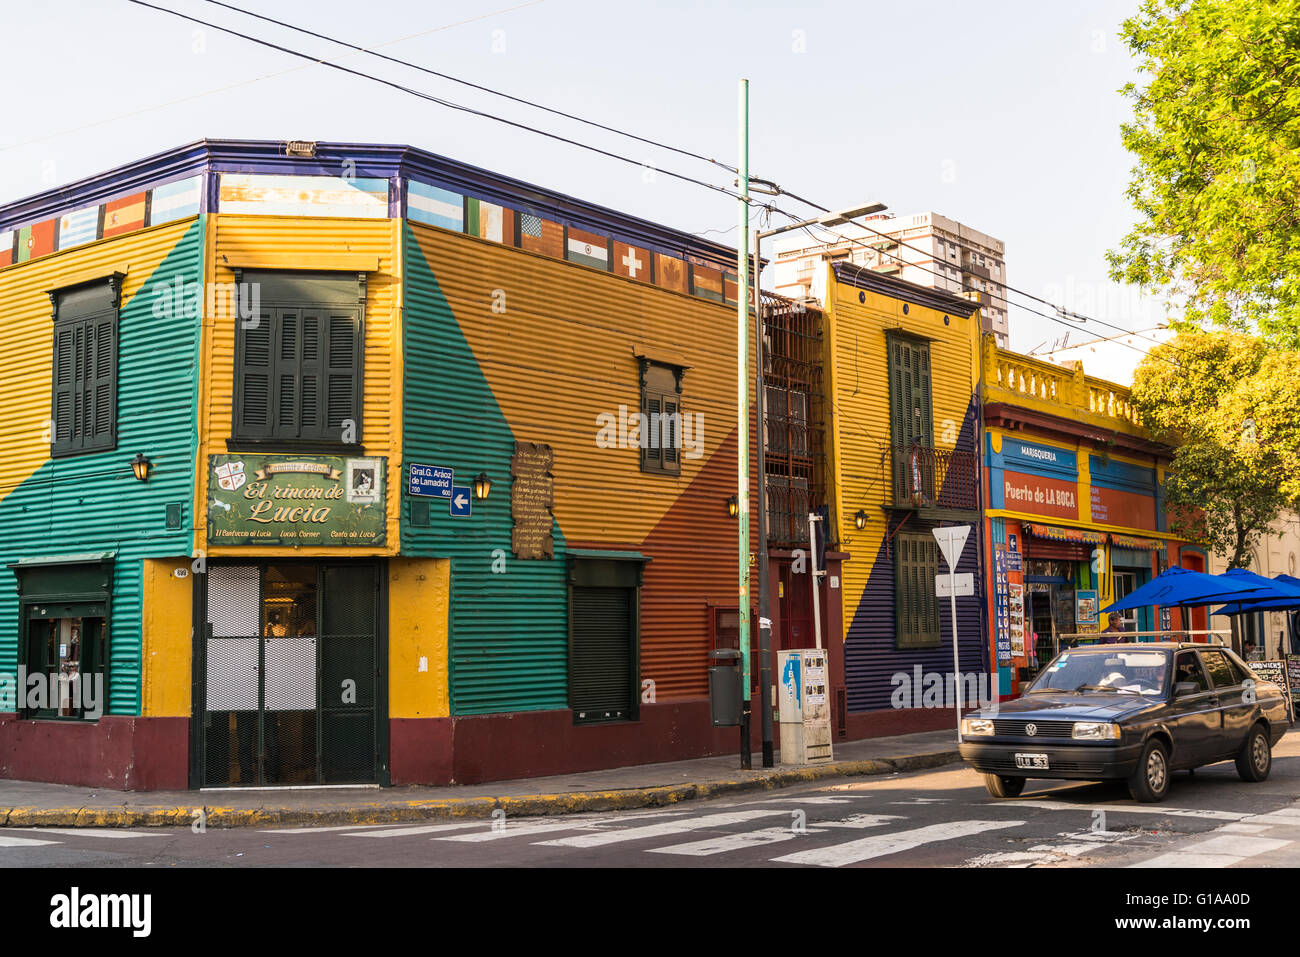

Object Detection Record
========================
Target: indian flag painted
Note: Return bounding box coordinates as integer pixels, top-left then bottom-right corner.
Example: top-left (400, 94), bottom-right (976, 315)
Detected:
top-left (57, 206), bottom-right (100, 250)
top-left (407, 180), bottom-right (464, 231)
top-left (566, 226), bottom-right (609, 270)
top-left (150, 175), bottom-right (203, 224)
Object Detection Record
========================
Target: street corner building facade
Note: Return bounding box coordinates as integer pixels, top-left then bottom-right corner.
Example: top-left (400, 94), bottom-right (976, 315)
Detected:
top-left (0, 139), bottom-right (753, 790)
top-left (818, 262), bottom-right (987, 736)
top-left (981, 340), bottom-right (1198, 697)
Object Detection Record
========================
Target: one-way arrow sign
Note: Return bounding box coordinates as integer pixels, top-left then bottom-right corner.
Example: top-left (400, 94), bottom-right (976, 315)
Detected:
top-left (450, 486), bottom-right (472, 518)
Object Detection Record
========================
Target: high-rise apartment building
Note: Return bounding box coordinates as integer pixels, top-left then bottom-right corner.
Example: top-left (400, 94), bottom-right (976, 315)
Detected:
top-left (771, 210), bottom-right (1010, 347)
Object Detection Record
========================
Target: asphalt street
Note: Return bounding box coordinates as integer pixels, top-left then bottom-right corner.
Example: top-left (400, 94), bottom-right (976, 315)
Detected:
top-left (7, 735), bottom-right (1300, 868)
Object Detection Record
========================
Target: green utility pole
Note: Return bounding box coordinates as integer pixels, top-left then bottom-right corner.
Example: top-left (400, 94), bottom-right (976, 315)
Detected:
top-left (737, 78), bottom-right (752, 770)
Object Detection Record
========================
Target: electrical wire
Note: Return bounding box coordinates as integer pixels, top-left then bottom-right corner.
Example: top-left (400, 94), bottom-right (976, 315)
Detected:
top-left (123, 0), bottom-right (742, 203)
top-left (202, 0), bottom-right (738, 178)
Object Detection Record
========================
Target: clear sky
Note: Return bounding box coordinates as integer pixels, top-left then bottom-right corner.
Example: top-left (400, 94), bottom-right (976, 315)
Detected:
top-left (0, 0), bottom-right (1167, 378)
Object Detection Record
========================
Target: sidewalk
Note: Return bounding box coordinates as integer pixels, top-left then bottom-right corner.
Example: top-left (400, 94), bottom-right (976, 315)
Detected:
top-left (0, 728), bottom-right (963, 829)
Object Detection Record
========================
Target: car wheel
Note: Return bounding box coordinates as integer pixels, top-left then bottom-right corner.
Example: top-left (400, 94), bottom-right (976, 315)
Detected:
top-left (983, 774), bottom-right (1025, 799)
top-left (1128, 738), bottom-right (1170, 803)
top-left (1235, 724), bottom-right (1272, 783)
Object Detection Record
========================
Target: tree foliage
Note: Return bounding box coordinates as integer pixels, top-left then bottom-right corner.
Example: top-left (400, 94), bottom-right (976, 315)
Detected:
top-left (1130, 329), bottom-right (1300, 567)
top-left (1109, 0), bottom-right (1300, 343)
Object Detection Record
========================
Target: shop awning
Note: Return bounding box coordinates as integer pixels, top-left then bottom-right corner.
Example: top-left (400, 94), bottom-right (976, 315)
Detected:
top-left (1023, 523), bottom-right (1105, 545)
top-left (1110, 534), bottom-right (1167, 551)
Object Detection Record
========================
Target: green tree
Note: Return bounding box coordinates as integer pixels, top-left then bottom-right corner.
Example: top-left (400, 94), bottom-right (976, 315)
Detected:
top-left (1131, 329), bottom-right (1300, 567)
top-left (1109, 0), bottom-right (1300, 344)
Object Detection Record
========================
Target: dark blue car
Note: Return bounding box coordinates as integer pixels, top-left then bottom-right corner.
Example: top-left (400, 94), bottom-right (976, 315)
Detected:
top-left (958, 642), bottom-right (1288, 802)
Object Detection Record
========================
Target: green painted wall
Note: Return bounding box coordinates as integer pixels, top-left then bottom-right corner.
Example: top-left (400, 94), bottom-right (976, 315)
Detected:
top-left (0, 218), bottom-right (205, 714)
top-left (400, 223), bottom-right (569, 716)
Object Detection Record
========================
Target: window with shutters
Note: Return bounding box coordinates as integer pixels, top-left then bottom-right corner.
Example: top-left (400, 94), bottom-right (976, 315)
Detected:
top-left (638, 358), bottom-right (684, 476)
top-left (894, 532), bottom-right (941, 649)
top-left (886, 333), bottom-right (934, 503)
top-left (232, 271), bottom-right (365, 450)
top-left (49, 275), bottom-right (122, 457)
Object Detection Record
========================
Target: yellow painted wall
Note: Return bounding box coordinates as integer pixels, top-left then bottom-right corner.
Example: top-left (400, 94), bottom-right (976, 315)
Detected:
top-left (388, 557), bottom-right (450, 718)
top-left (824, 265), bottom-right (981, 638)
top-left (141, 557), bottom-right (194, 717)
top-left (195, 215), bottom-right (403, 556)
top-left (408, 223), bottom-right (735, 545)
top-left (0, 219), bottom-right (198, 508)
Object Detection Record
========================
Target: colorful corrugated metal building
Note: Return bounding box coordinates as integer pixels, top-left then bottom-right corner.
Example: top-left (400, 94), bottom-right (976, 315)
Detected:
top-left (981, 338), bottom-right (1199, 697)
top-left (0, 139), bottom-right (761, 789)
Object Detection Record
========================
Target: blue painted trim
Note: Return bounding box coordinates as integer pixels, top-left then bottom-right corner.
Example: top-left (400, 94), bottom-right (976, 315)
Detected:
top-left (1, 139), bottom-right (739, 271)
top-left (992, 436), bottom-right (1078, 480)
top-left (1089, 454), bottom-right (1156, 495)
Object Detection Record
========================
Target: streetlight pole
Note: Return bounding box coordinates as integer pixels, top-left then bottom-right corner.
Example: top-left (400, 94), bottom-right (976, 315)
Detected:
top-left (736, 78), bottom-right (752, 770)
top-left (750, 202), bottom-right (886, 767)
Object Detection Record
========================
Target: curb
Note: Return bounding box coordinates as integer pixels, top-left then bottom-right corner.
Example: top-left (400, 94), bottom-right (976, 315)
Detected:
top-left (0, 748), bottom-right (962, 830)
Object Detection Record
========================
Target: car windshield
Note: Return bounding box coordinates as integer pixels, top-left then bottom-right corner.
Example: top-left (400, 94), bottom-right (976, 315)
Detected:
top-left (1028, 649), bottom-right (1170, 696)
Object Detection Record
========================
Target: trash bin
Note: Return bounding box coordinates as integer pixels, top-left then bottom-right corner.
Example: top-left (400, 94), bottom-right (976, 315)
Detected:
top-left (708, 648), bottom-right (743, 727)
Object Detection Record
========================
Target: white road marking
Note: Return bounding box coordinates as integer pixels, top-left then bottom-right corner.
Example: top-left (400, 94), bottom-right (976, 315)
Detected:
top-left (1130, 835), bottom-right (1291, 868)
top-left (966, 828), bottom-right (1137, 868)
top-left (12, 828), bottom-right (159, 839)
top-left (647, 826), bottom-right (826, 857)
top-left (1219, 823), bottom-right (1273, 834)
top-left (1008, 800), bottom-right (1246, 821)
top-left (437, 819), bottom-right (612, 842)
top-left (646, 813), bottom-right (902, 857)
top-left (0, 835), bottom-right (60, 847)
top-left (534, 809), bottom-right (791, 849)
top-left (344, 822), bottom-right (487, 838)
top-left (772, 819), bottom-right (1024, 867)
top-left (260, 824), bottom-right (404, 834)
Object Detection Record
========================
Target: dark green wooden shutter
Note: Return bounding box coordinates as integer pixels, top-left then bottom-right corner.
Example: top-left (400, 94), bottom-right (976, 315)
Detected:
top-left (642, 393), bottom-right (661, 471)
top-left (52, 325), bottom-right (76, 449)
top-left (277, 308), bottom-right (300, 435)
top-left (237, 308), bottom-right (274, 437)
top-left (87, 315), bottom-right (116, 448)
top-left (571, 586), bottom-right (634, 722)
top-left (895, 534), bottom-right (941, 648)
top-left (662, 395), bottom-right (679, 468)
top-left (300, 309), bottom-right (323, 437)
top-left (325, 308), bottom-right (361, 440)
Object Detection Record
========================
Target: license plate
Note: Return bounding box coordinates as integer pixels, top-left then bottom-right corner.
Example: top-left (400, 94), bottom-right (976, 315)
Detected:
top-left (1015, 753), bottom-right (1049, 770)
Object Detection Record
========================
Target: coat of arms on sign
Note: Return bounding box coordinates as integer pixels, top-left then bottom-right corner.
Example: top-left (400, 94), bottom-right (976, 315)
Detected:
top-left (216, 461), bottom-right (246, 491)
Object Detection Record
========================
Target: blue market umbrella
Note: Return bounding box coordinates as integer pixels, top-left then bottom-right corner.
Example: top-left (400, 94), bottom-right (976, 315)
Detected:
top-left (1101, 566), bottom-right (1266, 613)
top-left (1210, 571), bottom-right (1300, 616)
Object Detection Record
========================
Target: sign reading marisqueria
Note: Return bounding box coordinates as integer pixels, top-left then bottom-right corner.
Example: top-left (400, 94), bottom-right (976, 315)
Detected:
top-left (208, 454), bottom-right (387, 546)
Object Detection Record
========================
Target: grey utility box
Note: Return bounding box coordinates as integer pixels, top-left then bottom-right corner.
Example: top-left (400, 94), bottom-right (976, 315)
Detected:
top-left (708, 648), bottom-right (743, 727)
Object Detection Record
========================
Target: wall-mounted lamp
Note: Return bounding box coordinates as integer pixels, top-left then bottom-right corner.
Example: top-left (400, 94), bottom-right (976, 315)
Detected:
top-left (473, 472), bottom-right (493, 500)
top-left (726, 494), bottom-right (739, 519)
top-left (854, 509), bottom-right (868, 530)
top-left (131, 453), bottom-right (152, 482)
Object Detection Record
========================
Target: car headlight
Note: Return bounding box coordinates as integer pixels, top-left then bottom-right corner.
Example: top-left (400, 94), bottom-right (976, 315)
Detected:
top-left (1072, 721), bottom-right (1121, 740)
top-left (961, 718), bottom-right (995, 736)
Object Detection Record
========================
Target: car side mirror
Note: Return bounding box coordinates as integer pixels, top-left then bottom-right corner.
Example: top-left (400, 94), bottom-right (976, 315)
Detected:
top-left (1174, 681), bottom-right (1198, 698)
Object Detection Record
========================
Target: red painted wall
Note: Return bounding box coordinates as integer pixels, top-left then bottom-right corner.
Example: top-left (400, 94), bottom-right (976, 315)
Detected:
top-left (0, 715), bottom-right (188, 790)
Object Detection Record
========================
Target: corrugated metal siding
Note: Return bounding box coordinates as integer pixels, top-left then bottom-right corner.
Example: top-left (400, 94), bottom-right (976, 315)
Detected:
top-left (402, 223), bottom-right (739, 712)
top-left (199, 214), bottom-right (401, 553)
top-left (0, 218), bottom-right (204, 713)
top-left (828, 277), bottom-right (985, 712)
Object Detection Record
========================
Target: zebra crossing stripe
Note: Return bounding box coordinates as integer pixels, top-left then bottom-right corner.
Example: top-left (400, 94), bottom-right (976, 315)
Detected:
top-left (1009, 800), bottom-right (1246, 820)
top-left (647, 814), bottom-right (901, 857)
top-left (1130, 834), bottom-right (1290, 869)
top-left (344, 822), bottom-right (487, 838)
top-left (772, 819), bottom-right (1025, 867)
top-left (438, 820), bottom-right (603, 842)
top-left (534, 809), bottom-right (790, 849)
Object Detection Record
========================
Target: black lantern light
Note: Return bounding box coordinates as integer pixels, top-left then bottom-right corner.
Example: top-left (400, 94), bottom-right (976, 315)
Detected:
top-left (854, 509), bottom-right (868, 530)
top-left (473, 472), bottom-right (493, 500)
top-left (131, 453), bottom-right (152, 482)
top-left (726, 494), bottom-right (739, 518)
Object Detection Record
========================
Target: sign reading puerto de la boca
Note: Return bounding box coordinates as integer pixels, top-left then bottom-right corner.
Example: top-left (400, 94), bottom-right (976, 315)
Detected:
top-left (208, 454), bottom-right (386, 546)
top-left (991, 437), bottom-right (1080, 520)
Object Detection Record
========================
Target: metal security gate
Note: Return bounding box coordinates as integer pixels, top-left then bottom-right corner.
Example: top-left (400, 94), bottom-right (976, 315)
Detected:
top-left (198, 562), bottom-right (380, 787)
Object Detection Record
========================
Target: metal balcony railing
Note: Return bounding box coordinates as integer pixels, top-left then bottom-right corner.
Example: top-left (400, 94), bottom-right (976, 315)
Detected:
top-left (887, 444), bottom-right (979, 511)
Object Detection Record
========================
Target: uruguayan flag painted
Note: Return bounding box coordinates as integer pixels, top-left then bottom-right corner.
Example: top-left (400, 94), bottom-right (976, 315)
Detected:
top-left (407, 180), bottom-right (463, 231)
top-left (150, 175), bottom-right (203, 224)
top-left (57, 207), bottom-right (99, 250)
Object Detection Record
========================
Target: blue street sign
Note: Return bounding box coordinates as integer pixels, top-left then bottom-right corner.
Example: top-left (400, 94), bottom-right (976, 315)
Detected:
top-left (449, 486), bottom-right (472, 518)
top-left (409, 463), bottom-right (454, 498)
